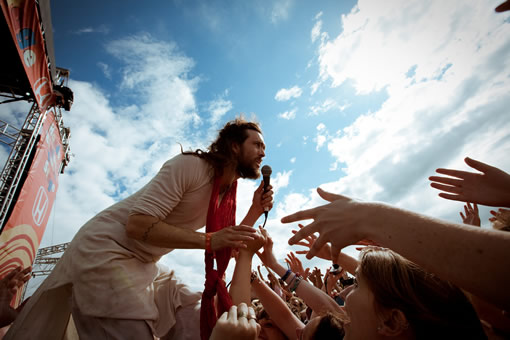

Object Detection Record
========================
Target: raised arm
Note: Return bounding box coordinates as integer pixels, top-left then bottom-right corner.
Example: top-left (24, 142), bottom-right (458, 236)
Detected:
top-left (250, 273), bottom-right (302, 339)
top-left (256, 228), bottom-right (342, 315)
top-left (284, 188), bottom-right (510, 311)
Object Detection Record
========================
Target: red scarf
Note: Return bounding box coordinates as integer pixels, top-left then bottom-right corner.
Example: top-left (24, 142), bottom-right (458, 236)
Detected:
top-left (200, 176), bottom-right (237, 340)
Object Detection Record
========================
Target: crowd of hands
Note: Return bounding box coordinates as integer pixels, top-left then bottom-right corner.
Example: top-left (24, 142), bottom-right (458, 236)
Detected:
top-left (211, 156), bottom-right (510, 339)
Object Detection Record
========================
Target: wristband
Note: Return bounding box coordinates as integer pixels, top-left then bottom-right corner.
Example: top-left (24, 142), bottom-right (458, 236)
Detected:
top-left (290, 275), bottom-right (303, 292)
top-left (205, 232), bottom-right (213, 253)
top-left (281, 269), bottom-right (292, 281)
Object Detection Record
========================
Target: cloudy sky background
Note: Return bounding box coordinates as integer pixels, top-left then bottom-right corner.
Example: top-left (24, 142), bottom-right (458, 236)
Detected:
top-left (2, 0), bottom-right (510, 294)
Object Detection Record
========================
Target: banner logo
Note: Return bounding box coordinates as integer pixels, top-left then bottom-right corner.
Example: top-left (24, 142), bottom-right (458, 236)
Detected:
top-left (32, 186), bottom-right (48, 226)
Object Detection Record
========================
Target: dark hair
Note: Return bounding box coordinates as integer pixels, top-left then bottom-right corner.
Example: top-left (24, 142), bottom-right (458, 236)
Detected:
top-left (311, 312), bottom-right (345, 340)
top-left (182, 117), bottom-right (262, 176)
top-left (360, 248), bottom-right (487, 340)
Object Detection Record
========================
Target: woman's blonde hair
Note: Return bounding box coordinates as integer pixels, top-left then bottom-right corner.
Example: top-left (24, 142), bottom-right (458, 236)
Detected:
top-left (359, 248), bottom-right (486, 340)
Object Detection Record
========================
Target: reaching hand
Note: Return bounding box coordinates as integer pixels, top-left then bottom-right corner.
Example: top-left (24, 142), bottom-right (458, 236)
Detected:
top-left (283, 188), bottom-right (375, 260)
top-left (255, 228), bottom-right (278, 268)
top-left (0, 266), bottom-right (32, 327)
top-left (308, 267), bottom-right (323, 289)
top-left (292, 224), bottom-right (332, 261)
top-left (242, 229), bottom-right (266, 255)
top-left (284, 252), bottom-right (310, 280)
top-left (211, 225), bottom-right (260, 251)
top-left (489, 208), bottom-right (510, 230)
top-left (460, 203), bottom-right (480, 227)
top-left (429, 157), bottom-right (510, 207)
top-left (210, 303), bottom-right (260, 340)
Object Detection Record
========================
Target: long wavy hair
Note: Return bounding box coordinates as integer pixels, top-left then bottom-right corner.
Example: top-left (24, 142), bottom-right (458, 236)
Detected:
top-left (182, 117), bottom-right (262, 176)
top-left (359, 248), bottom-right (486, 340)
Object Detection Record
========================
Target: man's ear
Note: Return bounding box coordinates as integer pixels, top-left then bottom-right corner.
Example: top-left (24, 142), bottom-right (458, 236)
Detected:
top-left (232, 142), bottom-right (240, 156)
top-left (377, 309), bottom-right (409, 337)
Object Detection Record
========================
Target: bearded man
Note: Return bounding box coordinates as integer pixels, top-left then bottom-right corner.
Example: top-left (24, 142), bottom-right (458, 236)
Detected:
top-left (6, 118), bottom-right (273, 340)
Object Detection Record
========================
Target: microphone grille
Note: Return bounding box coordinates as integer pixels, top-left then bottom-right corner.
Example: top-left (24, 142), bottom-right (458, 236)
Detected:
top-left (261, 165), bottom-right (272, 176)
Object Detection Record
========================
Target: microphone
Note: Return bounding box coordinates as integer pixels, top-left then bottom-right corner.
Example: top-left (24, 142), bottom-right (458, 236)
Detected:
top-left (261, 165), bottom-right (272, 227)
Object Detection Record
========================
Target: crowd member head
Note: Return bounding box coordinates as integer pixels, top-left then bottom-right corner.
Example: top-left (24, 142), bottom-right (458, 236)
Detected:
top-left (256, 308), bottom-right (288, 340)
top-left (297, 312), bottom-right (345, 340)
top-left (340, 248), bottom-right (486, 340)
top-left (183, 117), bottom-right (264, 179)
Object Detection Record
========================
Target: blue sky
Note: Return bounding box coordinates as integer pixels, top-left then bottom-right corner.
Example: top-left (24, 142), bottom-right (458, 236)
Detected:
top-left (2, 0), bottom-right (510, 293)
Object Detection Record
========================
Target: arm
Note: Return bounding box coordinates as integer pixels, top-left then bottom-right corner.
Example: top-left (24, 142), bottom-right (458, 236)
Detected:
top-left (429, 157), bottom-right (510, 207)
top-left (284, 188), bottom-right (510, 310)
top-left (126, 215), bottom-right (258, 250)
top-left (230, 231), bottom-right (265, 305)
top-left (251, 274), bottom-right (303, 339)
top-left (257, 229), bottom-right (342, 315)
top-left (126, 181), bottom-right (273, 250)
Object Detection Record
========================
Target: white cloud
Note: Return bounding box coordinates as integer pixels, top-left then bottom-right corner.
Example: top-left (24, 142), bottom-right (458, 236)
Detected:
top-left (308, 98), bottom-right (338, 116)
top-left (278, 108), bottom-right (297, 120)
top-left (311, 18), bottom-right (322, 43)
top-left (73, 25), bottom-right (110, 35)
top-left (97, 62), bottom-right (111, 79)
top-left (208, 96), bottom-right (233, 126)
top-left (305, 0), bottom-right (510, 225)
top-left (271, 0), bottom-right (294, 24)
top-left (275, 86), bottom-right (302, 101)
top-left (290, 157), bottom-right (296, 163)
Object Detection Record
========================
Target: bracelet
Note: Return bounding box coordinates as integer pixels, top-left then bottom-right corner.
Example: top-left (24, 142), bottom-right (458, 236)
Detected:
top-left (281, 269), bottom-right (292, 281)
top-left (287, 273), bottom-right (297, 287)
top-left (205, 232), bottom-right (213, 253)
top-left (290, 275), bottom-right (303, 292)
top-left (250, 272), bottom-right (258, 284)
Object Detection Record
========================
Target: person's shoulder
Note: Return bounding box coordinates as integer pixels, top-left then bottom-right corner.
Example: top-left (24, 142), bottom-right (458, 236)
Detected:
top-left (164, 153), bottom-right (213, 176)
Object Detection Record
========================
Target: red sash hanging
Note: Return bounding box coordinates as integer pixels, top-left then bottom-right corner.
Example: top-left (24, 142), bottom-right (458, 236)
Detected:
top-left (200, 176), bottom-right (237, 340)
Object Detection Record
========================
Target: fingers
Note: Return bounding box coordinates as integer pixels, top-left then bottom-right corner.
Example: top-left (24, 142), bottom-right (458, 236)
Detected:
top-left (433, 168), bottom-right (473, 179)
top-left (428, 176), bottom-right (464, 187)
top-left (429, 182), bottom-right (463, 194)
top-left (228, 304), bottom-right (238, 321)
top-left (317, 188), bottom-right (348, 202)
top-left (288, 222), bottom-right (318, 245)
top-left (307, 234), bottom-right (327, 259)
top-left (464, 157), bottom-right (492, 173)
top-left (437, 193), bottom-right (465, 202)
top-left (281, 207), bottom-right (317, 224)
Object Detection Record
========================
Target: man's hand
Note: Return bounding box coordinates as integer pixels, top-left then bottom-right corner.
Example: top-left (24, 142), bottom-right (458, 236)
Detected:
top-left (211, 225), bottom-right (260, 251)
top-left (252, 181), bottom-right (274, 216)
top-left (460, 202), bottom-right (480, 227)
top-left (429, 157), bottom-right (510, 207)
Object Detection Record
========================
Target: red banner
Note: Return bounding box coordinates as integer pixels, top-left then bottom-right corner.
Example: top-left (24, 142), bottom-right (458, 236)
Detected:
top-left (0, 109), bottom-right (64, 304)
top-left (1, 0), bottom-right (55, 111)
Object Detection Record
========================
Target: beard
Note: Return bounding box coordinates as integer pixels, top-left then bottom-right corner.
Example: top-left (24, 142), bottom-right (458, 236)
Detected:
top-left (237, 152), bottom-right (260, 180)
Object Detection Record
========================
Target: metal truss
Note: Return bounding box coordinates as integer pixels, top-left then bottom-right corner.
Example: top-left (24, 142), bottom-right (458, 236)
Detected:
top-left (0, 102), bottom-right (46, 232)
